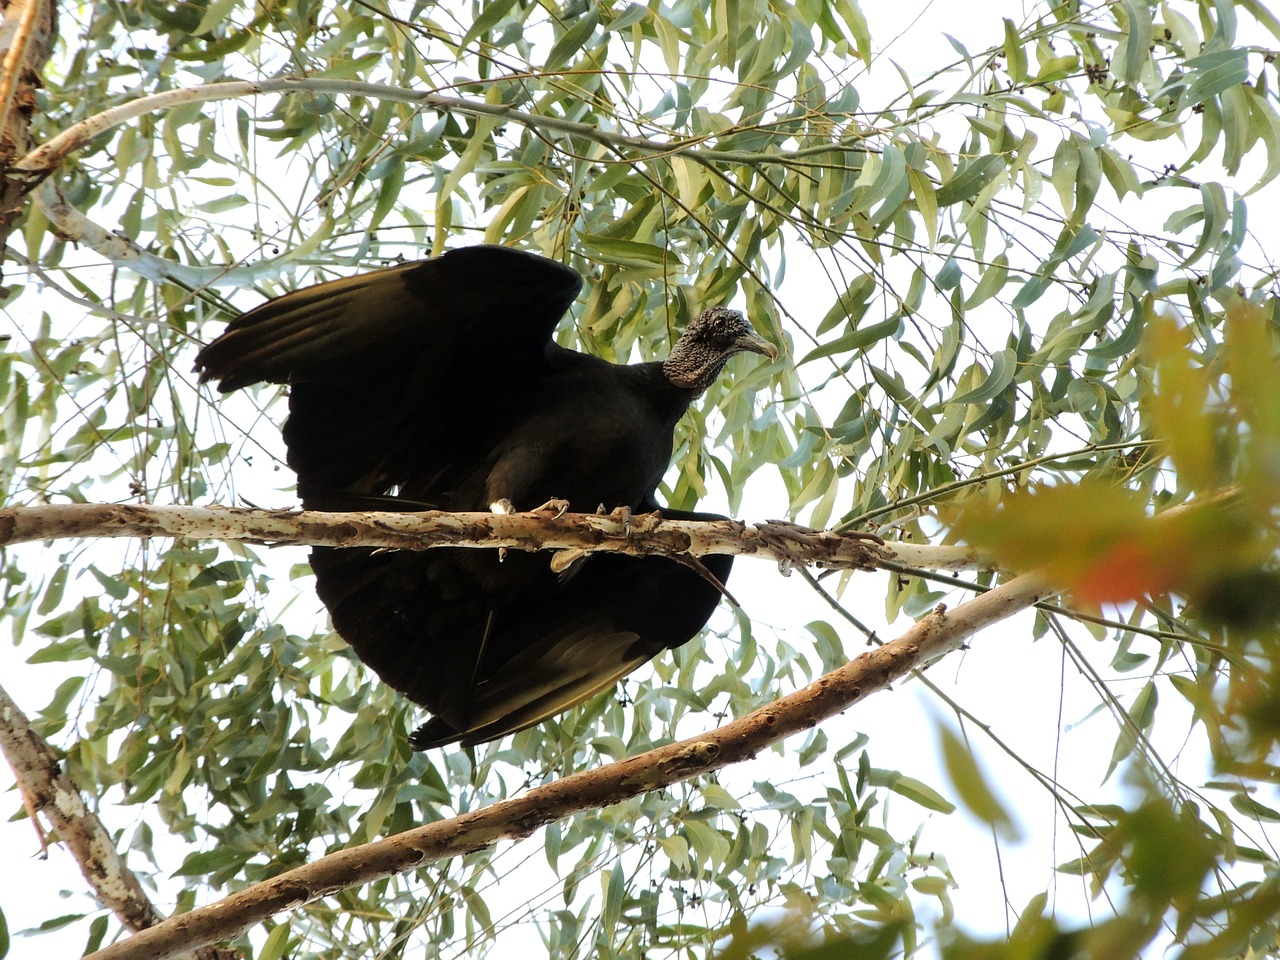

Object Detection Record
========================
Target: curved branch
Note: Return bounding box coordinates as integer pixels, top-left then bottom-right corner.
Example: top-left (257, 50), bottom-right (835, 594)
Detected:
top-left (17, 76), bottom-right (845, 177)
top-left (0, 684), bottom-right (236, 960)
top-left (0, 502), bottom-right (987, 573)
top-left (81, 571), bottom-right (1055, 960)
top-left (19, 76), bottom-right (867, 287)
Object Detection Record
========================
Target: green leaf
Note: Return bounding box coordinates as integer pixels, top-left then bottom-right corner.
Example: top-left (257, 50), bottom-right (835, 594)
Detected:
top-left (1183, 49), bottom-right (1250, 107)
top-left (172, 848), bottom-right (252, 878)
top-left (816, 273), bottom-right (876, 334)
top-left (37, 564), bottom-right (67, 615)
top-left (935, 156), bottom-right (1005, 206)
top-left (461, 0), bottom-right (520, 48)
top-left (799, 315), bottom-right (901, 364)
top-left (963, 253), bottom-right (1008, 308)
top-left (606, 3), bottom-right (647, 31)
top-left (938, 723), bottom-right (1021, 838)
top-left (950, 348), bottom-right (1017, 405)
top-left (866, 768), bottom-right (955, 813)
top-left (1010, 273), bottom-right (1051, 309)
top-left (602, 862), bottom-right (624, 938)
top-left (1107, 681), bottom-right (1158, 780)
top-left (33, 914), bottom-right (87, 932)
top-left (580, 234), bottom-right (675, 269)
top-left (935, 258), bottom-right (962, 290)
top-left (259, 922), bottom-right (292, 960)
top-left (1116, 0), bottom-right (1153, 84)
top-left (852, 143), bottom-right (907, 216)
top-left (192, 0), bottom-right (238, 36)
top-left (1229, 793), bottom-right (1280, 822)
top-left (908, 167), bottom-right (939, 249)
top-left (1002, 19), bottom-right (1026, 86)
top-left (545, 8), bottom-right (599, 69)
top-left (699, 782), bottom-right (740, 809)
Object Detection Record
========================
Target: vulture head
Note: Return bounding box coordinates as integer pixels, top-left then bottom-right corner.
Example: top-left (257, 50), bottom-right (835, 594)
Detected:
top-left (663, 307), bottom-right (777, 394)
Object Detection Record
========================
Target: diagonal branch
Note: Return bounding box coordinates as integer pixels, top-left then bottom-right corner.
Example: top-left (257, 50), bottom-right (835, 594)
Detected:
top-left (0, 683), bottom-right (236, 960)
top-left (81, 571), bottom-right (1056, 960)
top-left (0, 502), bottom-right (986, 572)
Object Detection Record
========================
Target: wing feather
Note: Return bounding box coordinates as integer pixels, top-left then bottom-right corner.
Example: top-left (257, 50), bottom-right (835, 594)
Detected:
top-left (195, 246), bottom-right (583, 497)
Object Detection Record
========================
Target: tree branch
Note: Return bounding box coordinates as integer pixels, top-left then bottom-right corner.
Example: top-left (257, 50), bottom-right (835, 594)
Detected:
top-left (0, 0), bottom-right (54, 267)
top-left (0, 684), bottom-right (235, 960)
top-left (81, 571), bottom-right (1056, 960)
top-left (17, 77), bottom-right (865, 287)
top-left (0, 502), bottom-right (987, 572)
top-left (17, 77), bottom-right (842, 180)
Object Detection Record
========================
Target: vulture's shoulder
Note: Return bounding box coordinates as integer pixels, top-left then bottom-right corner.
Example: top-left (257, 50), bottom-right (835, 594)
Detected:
top-left (196, 245), bottom-right (582, 391)
top-left (195, 246), bottom-right (585, 498)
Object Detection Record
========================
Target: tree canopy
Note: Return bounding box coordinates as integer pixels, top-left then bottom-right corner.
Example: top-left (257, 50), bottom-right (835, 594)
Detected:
top-left (2, 0), bottom-right (1280, 957)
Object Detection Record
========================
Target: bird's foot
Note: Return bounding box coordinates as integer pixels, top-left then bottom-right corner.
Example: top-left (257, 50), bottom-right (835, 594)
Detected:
top-left (488, 500), bottom-right (515, 561)
top-left (530, 497), bottom-right (570, 519)
top-left (755, 520), bottom-right (887, 572)
top-left (609, 504), bottom-right (633, 539)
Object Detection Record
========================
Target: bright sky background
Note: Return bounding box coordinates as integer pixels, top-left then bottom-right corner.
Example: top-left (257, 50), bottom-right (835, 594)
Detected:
top-left (3, 1), bottom-right (1277, 958)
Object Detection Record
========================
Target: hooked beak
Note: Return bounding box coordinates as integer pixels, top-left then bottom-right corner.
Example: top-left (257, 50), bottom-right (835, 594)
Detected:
top-left (733, 332), bottom-right (778, 362)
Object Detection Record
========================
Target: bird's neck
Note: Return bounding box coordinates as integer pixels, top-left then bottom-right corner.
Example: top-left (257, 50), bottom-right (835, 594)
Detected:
top-left (662, 353), bottom-right (728, 395)
top-left (635, 360), bottom-right (700, 421)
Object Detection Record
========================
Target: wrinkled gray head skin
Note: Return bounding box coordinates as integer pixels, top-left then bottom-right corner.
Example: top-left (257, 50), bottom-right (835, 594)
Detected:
top-left (662, 307), bottom-right (777, 393)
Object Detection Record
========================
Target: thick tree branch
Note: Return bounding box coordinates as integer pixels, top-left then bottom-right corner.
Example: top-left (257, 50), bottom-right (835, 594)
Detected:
top-left (0, 684), bottom-right (235, 960)
top-left (82, 571), bottom-right (1056, 960)
top-left (0, 0), bottom-right (54, 266)
top-left (0, 502), bottom-right (986, 573)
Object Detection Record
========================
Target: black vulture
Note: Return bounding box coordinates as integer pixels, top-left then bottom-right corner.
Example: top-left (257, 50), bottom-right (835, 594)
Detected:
top-left (196, 245), bottom-right (775, 748)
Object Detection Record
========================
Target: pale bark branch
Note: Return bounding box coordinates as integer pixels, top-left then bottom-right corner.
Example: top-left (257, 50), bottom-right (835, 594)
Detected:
top-left (81, 571), bottom-right (1056, 960)
top-left (0, 684), bottom-right (235, 960)
top-left (17, 77), bottom-right (863, 288)
top-left (17, 77), bottom-right (840, 180)
top-left (0, 502), bottom-right (988, 573)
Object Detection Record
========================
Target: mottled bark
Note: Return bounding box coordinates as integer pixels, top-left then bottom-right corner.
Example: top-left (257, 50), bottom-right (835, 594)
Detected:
top-left (0, 0), bottom-right (55, 273)
top-left (0, 501), bottom-right (985, 573)
top-left (0, 684), bottom-right (237, 960)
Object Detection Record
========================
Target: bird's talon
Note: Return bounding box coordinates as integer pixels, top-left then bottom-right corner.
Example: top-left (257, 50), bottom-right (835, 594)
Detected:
top-left (531, 497), bottom-right (570, 519)
top-left (609, 505), bottom-right (633, 538)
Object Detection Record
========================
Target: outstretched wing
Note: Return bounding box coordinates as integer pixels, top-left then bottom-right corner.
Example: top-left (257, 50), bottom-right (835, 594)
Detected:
top-left (306, 510), bottom-right (734, 749)
top-left (195, 245), bottom-right (583, 498)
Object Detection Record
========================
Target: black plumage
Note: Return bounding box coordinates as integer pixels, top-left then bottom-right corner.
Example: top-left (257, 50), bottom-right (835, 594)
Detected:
top-left (195, 245), bottom-right (775, 748)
